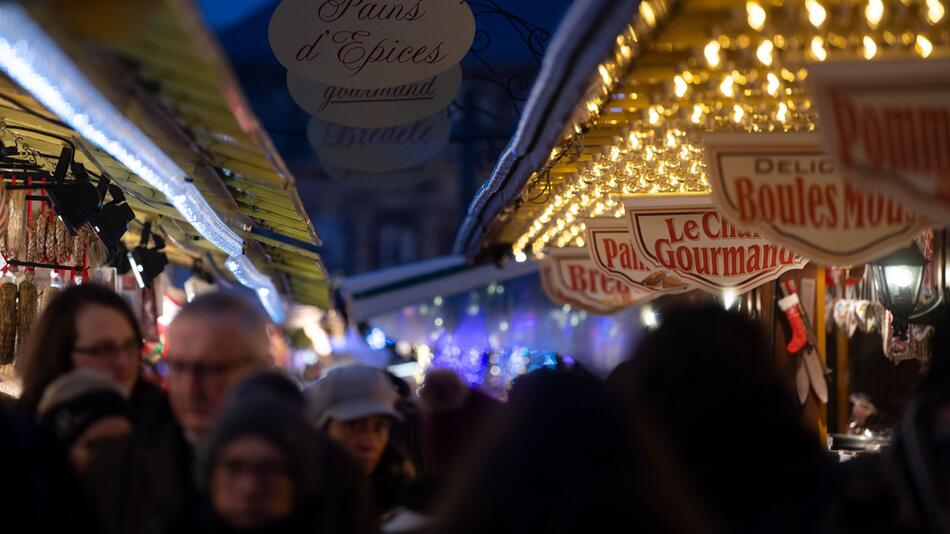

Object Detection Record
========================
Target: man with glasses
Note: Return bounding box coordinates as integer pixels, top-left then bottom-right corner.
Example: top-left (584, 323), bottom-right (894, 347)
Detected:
top-left (138, 292), bottom-right (275, 530)
top-left (165, 292), bottom-right (273, 443)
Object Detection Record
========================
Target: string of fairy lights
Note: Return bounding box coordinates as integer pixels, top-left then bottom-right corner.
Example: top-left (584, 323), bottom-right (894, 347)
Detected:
top-left (511, 0), bottom-right (949, 262)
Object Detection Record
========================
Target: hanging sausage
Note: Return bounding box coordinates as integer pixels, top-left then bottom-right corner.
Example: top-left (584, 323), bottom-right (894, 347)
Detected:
top-left (6, 189), bottom-right (26, 261)
top-left (16, 276), bottom-right (37, 354)
top-left (0, 281), bottom-right (18, 364)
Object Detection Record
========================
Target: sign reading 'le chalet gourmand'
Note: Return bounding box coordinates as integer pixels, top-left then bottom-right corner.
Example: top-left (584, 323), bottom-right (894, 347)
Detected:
top-left (585, 217), bottom-right (689, 293)
top-left (809, 57), bottom-right (950, 224)
top-left (269, 0), bottom-right (475, 88)
top-left (705, 133), bottom-right (926, 265)
top-left (624, 194), bottom-right (808, 293)
top-left (539, 248), bottom-right (655, 315)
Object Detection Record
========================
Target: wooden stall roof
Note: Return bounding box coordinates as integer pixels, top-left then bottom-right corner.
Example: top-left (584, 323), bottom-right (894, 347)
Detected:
top-left (457, 0), bottom-right (949, 261)
top-left (22, 0), bottom-right (331, 308)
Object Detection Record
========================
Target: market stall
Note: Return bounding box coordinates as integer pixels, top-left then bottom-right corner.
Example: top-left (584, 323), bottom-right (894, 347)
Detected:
top-left (0, 1), bottom-right (331, 392)
top-left (455, 0), bottom-right (950, 446)
top-left (1, 1), bottom-right (331, 315)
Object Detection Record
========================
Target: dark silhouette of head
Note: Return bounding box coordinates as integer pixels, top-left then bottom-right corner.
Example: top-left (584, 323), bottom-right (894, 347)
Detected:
top-left (431, 367), bottom-right (635, 533)
top-left (610, 303), bottom-right (830, 534)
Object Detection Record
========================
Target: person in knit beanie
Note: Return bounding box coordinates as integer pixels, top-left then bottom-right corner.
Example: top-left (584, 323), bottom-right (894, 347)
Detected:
top-left (171, 372), bottom-right (376, 534)
top-left (37, 367), bottom-right (133, 474)
top-left (194, 386), bottom-right (316, 533)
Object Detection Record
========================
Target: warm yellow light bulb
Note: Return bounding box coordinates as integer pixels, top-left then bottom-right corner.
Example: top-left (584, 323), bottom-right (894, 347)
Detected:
top-left (732, 104), bottom-right (745, 123)
top-left (666, 130), bottom-right (678, 148)
top-left (747, 1), bottom-right (767, 31)
top-left (704, 40), bottom-right (722, 69)
top-left (806, 0), bottom-right (827, 28)
top-left (598, 64), bottom-right (612, 85)
top-left (628, 134), bottom-right (641, 150)
top-left (766, 72), bottom-right (780, 96)
top-left (916, 34), bottom-right (934, 58)
top-left (673, 75), bottom-right (688, 98)
top-left (866, 0), bottom-right (884, 28)
top-left (862, 35), bottom-right (877, 59)
top-left (640, 1), bottom-right (657, 26)
top-left (810, 36), bottom-right (827, 61)
top-left (756, 39), bottom-right (774, 66)
top-left (776, 102), bottom-right (789, 123)
top-left (690, 103), bottom-right (704, 124)
top-left (648, 106), bottom-right (662, 125)
top-left (926, 0), bottom-right (945, 24)
top-left (719, 74), bottom-right (735, 97)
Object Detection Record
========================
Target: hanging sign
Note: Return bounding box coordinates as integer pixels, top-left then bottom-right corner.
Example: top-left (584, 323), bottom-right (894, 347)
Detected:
top-left (308, 111), bottom-right (451, 172)
top-left (269, 0), bottom-right (476, 88)
top-left (319, 149), bottom-right (445, 189)
top-left (288, 65), bottom-right (461, 128)
top-left (704, 132), bottom-right (927, 265)
top-left (809, 57), bottom-right (950, 224)
top-left (585, 217), bottom-right (689, 292)
top-left (624, 194), bottom-right (808, 293)
top-left (539, 248), bottom-right (655, 315)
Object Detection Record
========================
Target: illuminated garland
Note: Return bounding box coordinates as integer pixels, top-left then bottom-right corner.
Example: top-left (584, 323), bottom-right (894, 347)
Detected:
top-left (512, 0), bottom-right (949, 261)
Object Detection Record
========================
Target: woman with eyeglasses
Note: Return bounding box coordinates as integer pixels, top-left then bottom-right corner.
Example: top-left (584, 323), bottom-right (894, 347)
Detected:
top-left (16, 283), bottom-right (155, 417)
top-left (16, 283), bottom-right (180, 534)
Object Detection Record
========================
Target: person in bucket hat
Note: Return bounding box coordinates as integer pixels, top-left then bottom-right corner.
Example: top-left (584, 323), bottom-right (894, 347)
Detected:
top-left (305, 365), bottom-right (402, 476)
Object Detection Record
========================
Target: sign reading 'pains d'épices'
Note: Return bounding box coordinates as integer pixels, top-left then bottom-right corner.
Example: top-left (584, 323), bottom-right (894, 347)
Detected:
top-left (584, 217), bottom-right (690, 293)
top-left (809, 57), bottom-right (950, 224)
top-left (288, 65), bottom-right (461, 128)
top-left (269, 0), bottom-right (475, 89)
top-left (624, 194), bottom-right (807, 294)
top-left (704, 132), bottom-right (927, 265)
top-left (539, 248), bottom-right (656, 315)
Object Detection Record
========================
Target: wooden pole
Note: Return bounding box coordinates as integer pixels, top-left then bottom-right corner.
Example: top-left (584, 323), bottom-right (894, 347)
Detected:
top-left (815, 270), bottom-right (828, 446)
top-left (836, 328), bottom-right (850, 432)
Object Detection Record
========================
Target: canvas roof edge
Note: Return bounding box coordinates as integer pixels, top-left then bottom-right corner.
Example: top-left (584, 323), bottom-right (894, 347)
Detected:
top-left (453, 0), bottom-right (644, 259)
top-left (20, 4), bottom-right (257, 235)
top-left (0, 4), bottom-right (287, 319)
top-left (164, 0), bottom-right (322, 247)
top-left (14, 1), bottom-right (327, 313)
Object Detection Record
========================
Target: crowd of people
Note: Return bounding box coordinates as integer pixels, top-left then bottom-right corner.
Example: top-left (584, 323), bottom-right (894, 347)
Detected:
top-left (0, 283), bottom-right (948, 533)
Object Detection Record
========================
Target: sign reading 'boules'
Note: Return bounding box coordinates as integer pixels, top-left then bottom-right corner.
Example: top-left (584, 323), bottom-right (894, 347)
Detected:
top-left (269, 0), bottom-right (475, 88)
top-left (809, 57), bottom-right (950, 224)
top-left (624, 194), bottom-right (807, 293)
top-left (288, 65), bottom-right (461, 128)
top-left (585, 217), bottom-right (689, 293)
top-left (705, 133), bottom-right (926, 265)
top-left (539, 248), bottom-right (655, 315)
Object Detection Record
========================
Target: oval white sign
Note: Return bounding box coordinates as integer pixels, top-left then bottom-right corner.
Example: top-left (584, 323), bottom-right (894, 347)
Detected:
top-left (269, 0), bottom-right (476, 89)
top-left (319, 150), bottom-right (446, 189)
top-left (307, 111), bottom-right (451, 172)
top-left (288, 64), bottom-right (461, 128)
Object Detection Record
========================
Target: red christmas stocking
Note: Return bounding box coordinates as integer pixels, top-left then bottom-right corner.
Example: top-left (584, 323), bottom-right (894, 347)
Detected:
top-left (779, 293), bottom-right (808, 354)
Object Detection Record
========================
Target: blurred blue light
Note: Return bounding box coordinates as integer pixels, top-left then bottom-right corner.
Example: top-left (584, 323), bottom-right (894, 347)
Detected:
top-left (366, 327), bottom-right (388, 350)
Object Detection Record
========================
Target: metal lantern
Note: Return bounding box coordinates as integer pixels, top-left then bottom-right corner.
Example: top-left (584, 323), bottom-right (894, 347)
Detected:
top-left (872, 242), bottom-right (929, 339)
